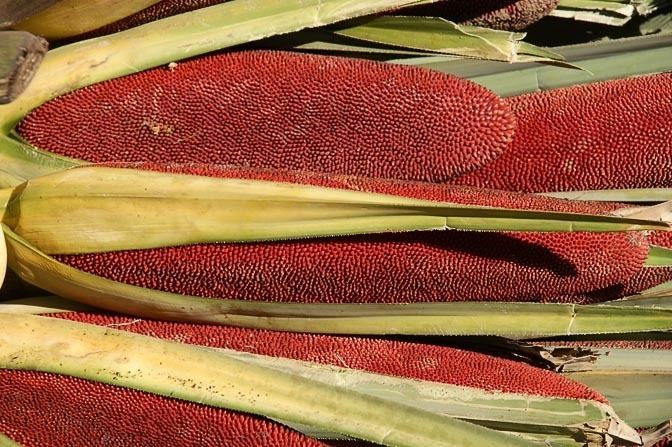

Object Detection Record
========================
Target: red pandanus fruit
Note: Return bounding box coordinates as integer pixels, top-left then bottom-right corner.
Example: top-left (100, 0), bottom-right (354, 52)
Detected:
top-left (453, 72), bottom-right (672, 194)
top-left (547, 228), bottom-right (672, 304)
top-left (0, 311), bottom-right (609, 447)
top-left (0, 370), bottom-right (325, 447)
top-left (16, 50), bottom-right (515, 185)
top-left (622, 231), bottom-right (672, 295)
top-left (44, 163), bottom-right (653, 305)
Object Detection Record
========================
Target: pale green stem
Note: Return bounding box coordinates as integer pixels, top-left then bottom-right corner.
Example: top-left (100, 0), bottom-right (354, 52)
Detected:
top-left (564, 349), bottom-right (672, 428)
top-left (0, 167), bottom-right (667, 257)
top-left (0, 434), bottom-right (20, 447)
top-left (16, 0), bottom-right (161, 39)
top-left (0, 313), bottom-right (532, 447)
top-left (5, 224), bottom-right (672, 337)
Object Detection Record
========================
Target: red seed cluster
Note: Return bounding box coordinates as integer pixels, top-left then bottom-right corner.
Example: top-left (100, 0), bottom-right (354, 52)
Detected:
top-left (617, 231), bottom-right (672, 298)
top-left (567, 231), bottom-right (672, 303)
top-left (52, 312), bottom-right (609, 401)
top-left (649, 437), bottom-right (672, 447)
top-left (454, 73), bottom-right (672, 192)
top-left (17, 51), bottom-right (515, 184)
top-left (0, 370), bottom-right (324, 447)
top-left (54, 164), bottom-right (649, 304)
top-left (0, 312), bottom-right (606, 446)
top-left (403, 0), bottom-right (560, 30)
top-left (55, 229), bottom-right (649, 304)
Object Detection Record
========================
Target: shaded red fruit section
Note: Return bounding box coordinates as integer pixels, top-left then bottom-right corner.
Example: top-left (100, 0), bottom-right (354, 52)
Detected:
top-left (0, 369), bottom-right (324, 447)
top-left (56, 228), bottom-right (648, 304)
top-left (54, 164), bottom-right (650, 304)
top-left (18, 51), bottom-right (514, 184)
top-left (0, 268), bottom-right (44, 300)
top-left (403, 0), bottom-right (560, 30)
top-left (649, 438), bottom-right (672, 447)
top-left (454, 73), bottom-right (672, 192)
top-left (566, 231), bottom-right (672, 303)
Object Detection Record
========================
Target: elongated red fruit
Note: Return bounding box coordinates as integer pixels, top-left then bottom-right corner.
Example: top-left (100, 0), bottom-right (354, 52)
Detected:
top-left (0, 371), bottom-right (325, 447)
top-left (403, 0), bottom-right (560, 30)
top-left (17, 50), bottom-right (515, 184)
top-left (53, 164), bottom-right (650, 304)
top-left (454, 72), bottom-right (672, 193)
top-left (562, 231), bottom-right (672, 303)
top-left (0, 312), bottom-right (605, 445)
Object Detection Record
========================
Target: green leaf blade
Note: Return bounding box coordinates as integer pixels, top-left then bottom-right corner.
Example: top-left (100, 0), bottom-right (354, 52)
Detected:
top-left (0, 313), bottom-right (533, 447)
top-left (334, 16), bottom-right (564, 63)
top-left (5, 226), bottom-right (672, 338)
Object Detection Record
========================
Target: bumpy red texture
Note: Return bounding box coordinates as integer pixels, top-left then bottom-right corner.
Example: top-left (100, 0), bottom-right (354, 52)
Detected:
top-left (565, 231), bottom-right (672, 303)
top-left (18, 51), bottom-right (515, 184)
top-left (650, 438), bottom-right (672, 447)
top-left (454, 73), bottom-right (672, 192)
top-left (618, 231), bottom-right (672, 297)
top-left (55, 164), bottom-right (650, 303)
top-left (0, 312), bottom-right (606, 446)
top-left (56, 229), bottom-right (648, 303)
top-left (54, 312), bottom-right (612, 401)
top-left (0, 370), bottom-right (324, 447)
top-left (403, 0), bottom-right (560, 30)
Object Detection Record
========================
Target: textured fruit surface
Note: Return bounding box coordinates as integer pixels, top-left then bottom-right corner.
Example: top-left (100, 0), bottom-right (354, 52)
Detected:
top-left (0, 312), bottom-right (606, 446)
top-left (52, 312), bottom-right (612, 401)
top-left (17, 51), bottom-right (515, 184)
top-left (403, 0), bottom-right (560, 30)
top-left (454, 73), bottom-right (672, 192)
top-left (0, 370), bottom-right (324, 447)
top-left (565, 231), bottom-right (672, 303)
top-left (625, 232), bottom-right (672, 295)
top-left (54, 164), bottom-right (650, 304)
top-left (56, 229), bottom-right (649, 304)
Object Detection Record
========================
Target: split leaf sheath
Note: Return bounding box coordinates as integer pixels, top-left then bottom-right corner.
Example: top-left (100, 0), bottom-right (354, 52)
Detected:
top-left (16, 0), bottom-right (559, 41)
top-left (0, 312), bottom-right (539, 447)
top-left (0, 164), bottom-right (667, 309)
top-left (0, 311), bottom-right (638, 446)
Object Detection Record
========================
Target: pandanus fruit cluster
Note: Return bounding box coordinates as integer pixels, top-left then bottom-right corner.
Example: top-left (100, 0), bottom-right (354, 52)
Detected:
top-left (1, 0), bottom-right (672, 446)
